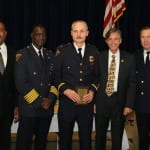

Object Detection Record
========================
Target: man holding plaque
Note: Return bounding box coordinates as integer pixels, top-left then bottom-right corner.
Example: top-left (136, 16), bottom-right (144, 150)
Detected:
top-left (54, 20), bottom-right (100, 150)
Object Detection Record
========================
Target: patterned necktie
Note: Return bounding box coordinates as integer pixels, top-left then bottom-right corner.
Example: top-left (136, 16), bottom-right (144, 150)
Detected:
top-left (145, 51), bottom-right (150, 65)
top-left (0, 51), bottom-right (5, 74)
top-left (105, 55), bottom-right (116, 96)
top-left (78, 48), bottom-right (82, 59)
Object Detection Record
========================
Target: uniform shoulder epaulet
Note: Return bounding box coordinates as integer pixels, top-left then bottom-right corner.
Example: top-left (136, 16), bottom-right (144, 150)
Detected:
top-left (66, 42), bottom-right (71, 46)
top-left (58, 43), bottom-right (71, 49)
top-left (48, 49), bottom-right (54, 54)
top-left (45, 49), bottom-right (54, 56)
top-left (15, 45), bottom-right (31, 62)
top-left (57, 44), bottom-right (64, 49)
top-left (87, 43), bottom-right (96, 48)
top-left (15, 48), bottom-right (25, 62)
top-left (55, 43), bottom-right (71, 56)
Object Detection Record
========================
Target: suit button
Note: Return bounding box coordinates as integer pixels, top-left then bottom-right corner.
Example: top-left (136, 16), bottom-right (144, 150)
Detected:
top-left (33, 72), bottom-right (37, 75)
top-left (80, 78), bottom-right (83, 81)
top-left (141, 92), bottom-right (144, 95)
top-left (141, 80), bottom-right (144, 83)
top-left (40, 82), bottom-right (43, 86)
top-left (80, 63), bottom-right (83, 66)
top-left (80, 71), bottom-right (83, 74)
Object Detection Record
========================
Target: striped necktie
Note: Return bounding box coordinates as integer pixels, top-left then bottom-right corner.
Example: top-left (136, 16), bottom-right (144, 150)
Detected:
top-left (105, 55), bottom-right (116, 96)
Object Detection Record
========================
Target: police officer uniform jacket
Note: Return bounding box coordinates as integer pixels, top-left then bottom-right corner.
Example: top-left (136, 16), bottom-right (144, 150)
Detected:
top-left (135, 49), bottom-right (150, 113)
top-left (15, 45), bottom-right (58, 117)
top-left (55, 43), bottom-right (100, 104)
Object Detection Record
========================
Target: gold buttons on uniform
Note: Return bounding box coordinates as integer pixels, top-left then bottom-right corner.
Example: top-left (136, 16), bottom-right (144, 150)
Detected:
top-left (80, 78), bottom-right (83, 81)
top-left (141, 92), bottom-right (144, 95)
top-left (40, 82), bottom-right (43, 86)
top-left (141, 80), bottom-right (144, 83)
top-left (80, 71), bottom-right (83, 74)
top-left (33, 72), bottom-right (37, 75)
top-left (80, 63), bottom-right (83, 66)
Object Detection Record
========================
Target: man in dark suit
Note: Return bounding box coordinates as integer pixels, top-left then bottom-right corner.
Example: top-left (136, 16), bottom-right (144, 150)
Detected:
top-left (135, 26), bottom-right (150, 150)
top-left (15, 24), bottom-right (58, 150)
top-left (0, 22), bottom-right (17, 150)
top-left (95, 28), bottom-right (136, 150)
top-left (54, 20), bottom-right (100, 150)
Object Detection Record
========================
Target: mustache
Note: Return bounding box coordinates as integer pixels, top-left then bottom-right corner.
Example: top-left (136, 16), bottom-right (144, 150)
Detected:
top-left (77, 36), bottom-right (82, 39)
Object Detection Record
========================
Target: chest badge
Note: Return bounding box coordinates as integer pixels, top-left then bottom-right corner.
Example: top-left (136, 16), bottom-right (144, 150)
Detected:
top-left (89, 56), bottom-right (94, 63)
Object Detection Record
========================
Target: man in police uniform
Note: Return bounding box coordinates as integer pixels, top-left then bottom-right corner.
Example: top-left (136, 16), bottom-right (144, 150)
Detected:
top-left (55, 20), bottom-right (100, 150)
top-left (15, 24), bottom-right (58, 150)
top-left (135, 26), bottom-right (150, 150)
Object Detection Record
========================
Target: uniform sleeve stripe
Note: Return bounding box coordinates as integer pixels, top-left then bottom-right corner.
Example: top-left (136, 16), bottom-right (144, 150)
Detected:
top-left (50, 86), bottom-right (58, 97)
top-left (24, 89), bottom-right (39, 104)
top-left (91, 84), bottom-right (98, 91)
top-left (58, 82), bottom-right (65, 92)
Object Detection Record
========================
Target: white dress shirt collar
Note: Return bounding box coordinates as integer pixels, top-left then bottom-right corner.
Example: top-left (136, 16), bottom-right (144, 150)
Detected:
top-left (144, 49), bottom-right (150, 63)
top-left (32, 43), bottom-right (43, 56)
top-left (73, 42), bottom-right (85, 57)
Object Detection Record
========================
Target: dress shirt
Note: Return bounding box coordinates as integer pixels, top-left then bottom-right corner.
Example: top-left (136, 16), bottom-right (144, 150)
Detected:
top-left (32, 43), bottom-right (44, 57)
top-left (0, 43), bottom-right (7, 67)
top-left (143, 49), bottom-right (150, 64)
top-left (73, 42), bottom-right (85, 58)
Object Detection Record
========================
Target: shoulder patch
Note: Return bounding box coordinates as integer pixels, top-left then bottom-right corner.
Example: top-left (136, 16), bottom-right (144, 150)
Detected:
top-left (16, 53), bottom-right (22, 62)
top-left (55, 49), bottom-right (60, 56)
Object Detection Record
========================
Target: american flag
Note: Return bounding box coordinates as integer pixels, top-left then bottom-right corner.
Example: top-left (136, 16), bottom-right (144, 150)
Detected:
top-left (103, 0), bottom-right (126, 37)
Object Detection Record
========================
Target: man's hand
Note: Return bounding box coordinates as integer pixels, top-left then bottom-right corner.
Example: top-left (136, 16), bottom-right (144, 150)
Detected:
top-left (83, 90), bottom-right (94, 104)
top-left (123, 107), bottom-right (133, 116)
top-left (64, 89), bottom-right (80, 102)
top-left (41, 98), bottom-right (52, 110)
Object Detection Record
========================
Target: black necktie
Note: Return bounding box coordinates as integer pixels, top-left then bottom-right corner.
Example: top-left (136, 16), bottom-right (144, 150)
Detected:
top-left (0, 51), bottom-right (5, 74)
top-left (38, 50), bottom-right (44, 61)
top-left (78, 48), bottom-right (82, 59)
top-left (146, 51), bottom-right (150, 65)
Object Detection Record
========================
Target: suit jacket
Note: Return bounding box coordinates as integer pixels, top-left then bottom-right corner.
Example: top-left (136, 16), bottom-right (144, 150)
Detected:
top-left (15, 45), bottom-right (57, 117)
top-left (0, 46), bottom-right (17, 118)
top-left (96, 50), bottom-right (136, 112)
top-left (135, 49), bottom-right (150, 113)
top-left (55, 43), bottom-right (100, 106)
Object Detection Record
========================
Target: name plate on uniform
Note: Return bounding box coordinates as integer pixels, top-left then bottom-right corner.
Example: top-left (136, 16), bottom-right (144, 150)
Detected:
top-left (75, 86), bottom-right (88, 105)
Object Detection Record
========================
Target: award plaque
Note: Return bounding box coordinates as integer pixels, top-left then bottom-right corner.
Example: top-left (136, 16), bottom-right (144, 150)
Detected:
top-left (75, 86), bottom-right (88, 105)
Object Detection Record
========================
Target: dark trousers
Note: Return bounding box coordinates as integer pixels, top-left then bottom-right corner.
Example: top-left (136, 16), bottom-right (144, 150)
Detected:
top-left (16, 116), bottom-right (52, 150)
top-left (0, 116), bottom-right (13, 150)
top-left (95, 93), bottom-right (125, 150)
top-left (136, 112), bottom-right (150, 150)
top-left (58, 103), bottom-right (93, 150)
